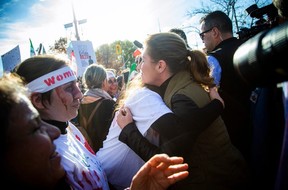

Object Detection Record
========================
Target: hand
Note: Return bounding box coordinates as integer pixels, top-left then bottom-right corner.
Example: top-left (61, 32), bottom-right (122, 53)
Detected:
top-left (116, 107), bottom-right (134, 129)
top-left (130, 154), bottom-right (189, 190)
top-left (209, 87), bottom-right (225, 108)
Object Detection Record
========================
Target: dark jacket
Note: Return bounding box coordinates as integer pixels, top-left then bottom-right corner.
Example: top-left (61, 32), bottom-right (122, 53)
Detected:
top-left (209, 37), bottom-right (254, 161)
top-left (78, 98), bottom-right (115, 152)
top-left (164, 71), bottom-right (248, 190)
top-left (120, 71), bottom-right (248, 190)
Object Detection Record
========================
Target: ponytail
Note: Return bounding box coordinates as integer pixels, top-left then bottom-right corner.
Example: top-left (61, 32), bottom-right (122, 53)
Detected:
top-left (186, 50), bottom-right (216, 90)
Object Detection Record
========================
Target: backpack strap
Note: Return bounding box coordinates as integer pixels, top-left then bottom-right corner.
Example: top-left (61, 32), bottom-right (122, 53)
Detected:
top-left (85, 98), bottom-right (104, 128)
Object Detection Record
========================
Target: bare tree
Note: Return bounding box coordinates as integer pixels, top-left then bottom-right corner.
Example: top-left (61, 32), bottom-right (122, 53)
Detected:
top-left (49, 37), bottom-right (68, 54)
top-left (185, 0), bottom-right (271, 34)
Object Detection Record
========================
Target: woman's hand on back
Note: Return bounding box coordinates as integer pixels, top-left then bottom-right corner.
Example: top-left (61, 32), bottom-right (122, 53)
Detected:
top-left (116, 107), bottom-right (134, 129)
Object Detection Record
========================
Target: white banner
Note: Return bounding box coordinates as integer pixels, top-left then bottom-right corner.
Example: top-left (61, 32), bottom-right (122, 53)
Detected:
top-left (67, 40), bottom-right (97, 77)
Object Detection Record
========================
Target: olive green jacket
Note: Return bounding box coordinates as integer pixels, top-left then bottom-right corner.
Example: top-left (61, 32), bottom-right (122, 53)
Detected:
top-left (164, 71), bottom-right (248, 190)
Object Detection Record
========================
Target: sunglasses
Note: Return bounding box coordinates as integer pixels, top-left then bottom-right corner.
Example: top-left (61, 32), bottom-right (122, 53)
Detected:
top-left (108, 78), bottom-right (117, 84)
top-left (199, 27), bottom-right (214, 40)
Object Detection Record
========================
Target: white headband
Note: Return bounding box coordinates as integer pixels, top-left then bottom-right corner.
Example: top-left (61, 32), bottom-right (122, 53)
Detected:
top-left (27, 66), bottom-right (77, 93)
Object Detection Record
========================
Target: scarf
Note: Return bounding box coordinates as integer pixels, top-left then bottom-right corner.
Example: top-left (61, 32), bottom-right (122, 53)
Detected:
top-left (84, 88), bottom-right (112, 100)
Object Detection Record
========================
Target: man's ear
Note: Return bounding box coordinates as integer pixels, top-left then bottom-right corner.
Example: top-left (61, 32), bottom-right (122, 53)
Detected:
top-left (30, 93), bottom-right (45, 109)
top-left (213, 27), bottom-right (221, 38)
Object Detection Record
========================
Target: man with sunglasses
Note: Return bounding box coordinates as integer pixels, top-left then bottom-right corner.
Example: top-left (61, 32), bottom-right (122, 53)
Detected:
top-left (199, 11), bottom-right (254, 165)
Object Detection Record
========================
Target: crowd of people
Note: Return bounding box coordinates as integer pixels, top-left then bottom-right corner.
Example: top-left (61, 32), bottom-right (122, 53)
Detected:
top-left (116, 32), bottom-right (248, 190)
top-left (1, 57), bottom-right (189, 190)
top-left (1, 0), bottom-right (287, 189)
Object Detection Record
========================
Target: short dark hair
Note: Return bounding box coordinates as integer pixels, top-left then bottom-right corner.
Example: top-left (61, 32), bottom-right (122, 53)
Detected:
top-left (169, 28), bottom-right (190, 48)
top-left (200, 10), bottom-right (233, 34)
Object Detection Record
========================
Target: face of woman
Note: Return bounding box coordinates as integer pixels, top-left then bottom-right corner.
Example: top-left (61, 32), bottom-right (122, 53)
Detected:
top-left (45, 81), bottom-right (82, 121)
top-left (140, 50), bottom-right (161, 86)
top-left (107, 77), bottom-right (118, 97)
top-left (5, 95), bottom-right (64, 188)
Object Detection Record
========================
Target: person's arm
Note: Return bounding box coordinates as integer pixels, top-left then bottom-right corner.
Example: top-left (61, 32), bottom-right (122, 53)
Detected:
top-left (119, 122), bottom-right (162, 161)
top-left (171, 94), bottom-right (223, 130)
top-left (117, 95), bottom-right (223, 160)
top-left (118, 108), bottom-right (179, 161)
top-left (117, 92), bottom-right (224, 161)
top-left (128, 154), bottom-right (189, 190)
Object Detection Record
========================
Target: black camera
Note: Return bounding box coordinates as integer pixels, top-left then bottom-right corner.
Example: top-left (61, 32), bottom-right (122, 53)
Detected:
top-left (233, 2), bottom-right (288, 87)
top-left (233, 20), bottom-right (288, 87)
top-left (237, 3), bottom-right (278, 41)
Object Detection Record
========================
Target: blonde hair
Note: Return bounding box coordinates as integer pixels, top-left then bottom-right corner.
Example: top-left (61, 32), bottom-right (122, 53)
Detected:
top-left (82, 64), bottom-right (107, 89)
top-left (115, 74), bottom-right (144, 111)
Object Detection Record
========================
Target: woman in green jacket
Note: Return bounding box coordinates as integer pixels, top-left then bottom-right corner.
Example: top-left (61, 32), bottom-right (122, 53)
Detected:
top-left (117, 32), bottom-right (249, 190)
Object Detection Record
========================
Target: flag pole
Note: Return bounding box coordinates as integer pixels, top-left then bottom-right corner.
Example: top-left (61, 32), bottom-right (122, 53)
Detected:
top-left (71, 0), bottom-right (80, 41)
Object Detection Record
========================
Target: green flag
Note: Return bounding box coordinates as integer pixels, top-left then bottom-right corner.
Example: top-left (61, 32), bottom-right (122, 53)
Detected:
top-left (29, 38), bottom-right (35, 57)
top-left (42, 45), bottom-right (46, 54)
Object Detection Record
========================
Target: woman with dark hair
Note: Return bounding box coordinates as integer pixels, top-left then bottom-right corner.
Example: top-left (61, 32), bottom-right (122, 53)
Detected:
top-left (0, 73), bottom-right (68, 189)
top-left (15, 55), bottom-right (110, 190)
top-left (0, 73), bottom-right (189, 190)
top-left (13, 54), bottom-right (189, 190)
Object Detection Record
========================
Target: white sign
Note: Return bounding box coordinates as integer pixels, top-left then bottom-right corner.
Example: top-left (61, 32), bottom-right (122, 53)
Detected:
top-left (1, 45), bottom-right (21, 73)
top-left (67, 40), bottom-right (97, 77)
